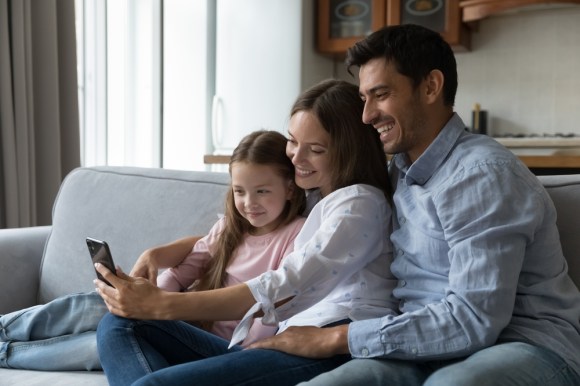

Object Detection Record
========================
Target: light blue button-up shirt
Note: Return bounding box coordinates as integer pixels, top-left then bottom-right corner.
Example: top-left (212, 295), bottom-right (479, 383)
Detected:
top-left (349, 113), bottom-right (580, 375)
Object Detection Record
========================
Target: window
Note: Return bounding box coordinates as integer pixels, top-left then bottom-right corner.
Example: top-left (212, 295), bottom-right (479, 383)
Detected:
top-left (76, 0), bottom-right (214, 171)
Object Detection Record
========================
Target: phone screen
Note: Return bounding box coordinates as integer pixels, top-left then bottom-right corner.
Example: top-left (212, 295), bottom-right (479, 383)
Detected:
top-left (86, 237), bottom-right (117, 286)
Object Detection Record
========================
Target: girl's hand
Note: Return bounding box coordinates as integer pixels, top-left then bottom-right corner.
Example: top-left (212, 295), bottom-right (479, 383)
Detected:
top-left (95, 263), bottom-right (167, 319)
top-left (129, 236), bottom-right (203, 284)
top-left (130, 248), bottom-right (160, 284)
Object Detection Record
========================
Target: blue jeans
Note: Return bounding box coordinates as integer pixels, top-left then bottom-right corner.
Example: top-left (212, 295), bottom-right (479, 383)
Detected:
top-left (97, 313), bottom-right (351, 386)
top-left (0, 291), bottom-right (106, 370)
top-left (298, 341), bottom-right (580, 386)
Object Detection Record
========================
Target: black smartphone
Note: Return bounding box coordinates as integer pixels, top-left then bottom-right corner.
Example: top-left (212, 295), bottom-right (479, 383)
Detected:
top-left (86, 237), bottom-right (117, 286)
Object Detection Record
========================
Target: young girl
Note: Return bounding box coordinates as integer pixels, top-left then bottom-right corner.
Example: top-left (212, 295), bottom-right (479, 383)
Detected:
top-left (0, 130), bottom-right (305, 370)
top-left (151, 129), bottom-right (306, 345)
top-left (95, 79), bottom-right (399, 386)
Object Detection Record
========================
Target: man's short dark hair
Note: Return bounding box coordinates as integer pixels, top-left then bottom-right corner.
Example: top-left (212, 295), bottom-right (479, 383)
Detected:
top-left (346, 24), bottom-right (458, 107)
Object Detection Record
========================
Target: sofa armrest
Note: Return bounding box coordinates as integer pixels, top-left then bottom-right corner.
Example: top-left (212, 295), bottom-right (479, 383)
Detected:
top-left (0, 226), bottom-right (51, 313)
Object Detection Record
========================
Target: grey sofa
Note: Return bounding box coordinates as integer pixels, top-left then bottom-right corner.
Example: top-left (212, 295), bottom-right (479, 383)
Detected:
top-left (0, 166), bottom-right (230, 385)
top-left (1, 166), bottom-right (579, 386)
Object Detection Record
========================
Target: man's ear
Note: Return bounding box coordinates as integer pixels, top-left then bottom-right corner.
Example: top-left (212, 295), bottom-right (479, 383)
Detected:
top-left (423, 69), bottom-right (445, 105)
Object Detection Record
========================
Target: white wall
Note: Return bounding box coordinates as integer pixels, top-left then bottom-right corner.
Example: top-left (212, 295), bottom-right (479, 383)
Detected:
top-left (454, 6), bottom-right (580, 136)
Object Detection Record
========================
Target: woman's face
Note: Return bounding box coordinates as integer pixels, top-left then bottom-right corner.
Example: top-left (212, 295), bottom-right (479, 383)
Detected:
top-left (286, 111), bottom-right (333, 197)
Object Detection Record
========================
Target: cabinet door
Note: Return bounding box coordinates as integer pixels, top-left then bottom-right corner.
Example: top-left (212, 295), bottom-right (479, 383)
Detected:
top-left (387, 0), bottom-right (470, 50)
top-left (317, 0), bottom-right (386, 56)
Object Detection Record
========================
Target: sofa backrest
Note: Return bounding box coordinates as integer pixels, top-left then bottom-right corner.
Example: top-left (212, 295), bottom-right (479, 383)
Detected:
top-left (37, 168), bottom-right (580, 304)
top-left (538, 175), bottom-right (580, 289)
top-left (38, 166), bottom-right (230, 303)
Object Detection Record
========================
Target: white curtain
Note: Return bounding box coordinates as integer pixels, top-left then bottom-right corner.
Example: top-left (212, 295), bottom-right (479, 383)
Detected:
top-left (0, 0), bottom-right (80, 228)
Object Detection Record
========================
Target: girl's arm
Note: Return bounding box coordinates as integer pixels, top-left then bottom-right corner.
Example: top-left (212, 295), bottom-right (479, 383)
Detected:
top-left (130, 236), bottom-right (202, 283)
top-left (148, 218), bottom-right (226, 288)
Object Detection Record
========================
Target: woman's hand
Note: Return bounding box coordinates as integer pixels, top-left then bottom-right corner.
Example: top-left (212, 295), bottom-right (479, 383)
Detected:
top-left (95, 263), bottom-right (169, 319)
top-left (96, 262), bottom-right (258, 323)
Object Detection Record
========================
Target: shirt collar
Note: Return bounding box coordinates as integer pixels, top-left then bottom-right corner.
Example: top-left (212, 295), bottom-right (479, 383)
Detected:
top-left (392, 113), bottom-right (467, 186)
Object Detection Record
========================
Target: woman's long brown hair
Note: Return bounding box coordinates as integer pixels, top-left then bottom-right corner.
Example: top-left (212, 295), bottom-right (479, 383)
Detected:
top-left (291, 79), bottom-right (392, 200)
top-left (192, 130), bottom-right (305, 331)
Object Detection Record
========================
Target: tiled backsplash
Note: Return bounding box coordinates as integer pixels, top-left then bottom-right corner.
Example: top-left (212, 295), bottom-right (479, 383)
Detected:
top-left (455, 6), bottom-right (580, 137)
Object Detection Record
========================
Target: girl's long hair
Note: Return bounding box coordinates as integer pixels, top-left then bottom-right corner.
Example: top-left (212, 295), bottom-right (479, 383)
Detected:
top-left (192, 130), bottom-right (305, 330)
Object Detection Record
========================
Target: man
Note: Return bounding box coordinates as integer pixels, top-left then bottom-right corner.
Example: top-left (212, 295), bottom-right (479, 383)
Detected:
top-left (249, 24), bottom-right (580, 385)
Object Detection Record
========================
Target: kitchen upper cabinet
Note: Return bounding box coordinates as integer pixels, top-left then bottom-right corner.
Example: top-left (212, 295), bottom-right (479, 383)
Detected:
top-left (317, 0), bottom-right (386, 56)
top-left (387, 0), bottom-right (470, 50)
top-left (317, 0), bottom-right (471, 56)
top-left (460, 0), bottom-right (580, 22)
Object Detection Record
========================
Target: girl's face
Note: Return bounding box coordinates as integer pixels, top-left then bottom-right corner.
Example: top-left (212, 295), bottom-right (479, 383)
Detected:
top-left (286, 111), bottom-right (333, 197)
top-left (231, 162), bottom-right (294, 236)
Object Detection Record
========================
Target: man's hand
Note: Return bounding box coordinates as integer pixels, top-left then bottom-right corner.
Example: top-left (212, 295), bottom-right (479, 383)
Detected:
top-left (247, 325), bottom-right (350, 358)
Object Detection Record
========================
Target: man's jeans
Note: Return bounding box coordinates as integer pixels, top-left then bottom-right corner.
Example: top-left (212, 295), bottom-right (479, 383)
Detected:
top-left (298, 341), bottom-right (580, 386)
top-left (97, 313), bottom-right (350, 386)
top-left (0, 292), bottom-right (106, 370)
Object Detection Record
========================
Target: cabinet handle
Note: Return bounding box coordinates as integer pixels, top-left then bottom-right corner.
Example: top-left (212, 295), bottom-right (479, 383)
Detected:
top-left (211, 94), bottom-right (223, 154)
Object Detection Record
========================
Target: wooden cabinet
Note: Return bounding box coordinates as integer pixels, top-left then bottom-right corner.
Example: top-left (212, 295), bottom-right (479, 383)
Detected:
top-left (460, 0), bottom-right (580, 23)
top-left (387, 0), bottom-right (470, 50)
top-left (317, 0), bottom-right (471, 56)
top-left (317, 0), bottom-right (386, 56)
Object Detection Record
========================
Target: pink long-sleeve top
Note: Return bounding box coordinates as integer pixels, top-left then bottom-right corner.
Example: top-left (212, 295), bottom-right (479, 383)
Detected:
top-left (157, 215), bottom-right (305, 346)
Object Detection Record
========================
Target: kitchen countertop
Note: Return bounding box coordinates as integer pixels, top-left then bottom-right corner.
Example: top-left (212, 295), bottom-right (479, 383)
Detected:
top-left (205, 137), bottom-right (580, 169)
top-left (491, 137), bottom-right (580, 168)
top-left (493, 137), bottom-right (580, 149)
top-left (206, 153), bottom-right (580, 169)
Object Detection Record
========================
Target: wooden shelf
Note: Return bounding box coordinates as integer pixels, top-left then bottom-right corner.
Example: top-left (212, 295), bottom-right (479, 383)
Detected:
top-left (203, 155), bottom-right (231, 165)
top-left (460, 0), bottom-right (580, 23)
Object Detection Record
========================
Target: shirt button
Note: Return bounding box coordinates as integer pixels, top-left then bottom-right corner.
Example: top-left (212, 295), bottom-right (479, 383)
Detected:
top-left (411, 348), bottom-right (418, 354)
top-left (400, 280), bottom-right (407, 287)
top-left (399, 217), bottom-right (406, 224)
top-left (361, 348), bottom-right (370, 357)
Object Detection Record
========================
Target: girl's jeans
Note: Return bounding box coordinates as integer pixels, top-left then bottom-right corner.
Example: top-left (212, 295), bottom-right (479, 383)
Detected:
top-left (0, 291), bottom-right (106, 370)
top-left (97, 313), bottom-right (351, 386)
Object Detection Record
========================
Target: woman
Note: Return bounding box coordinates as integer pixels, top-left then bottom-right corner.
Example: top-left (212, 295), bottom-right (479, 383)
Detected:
top-left (95, 79), bottom-right (399, 386)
